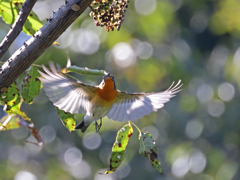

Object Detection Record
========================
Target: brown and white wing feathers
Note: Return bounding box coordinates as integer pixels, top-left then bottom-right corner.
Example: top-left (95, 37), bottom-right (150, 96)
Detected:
top-left (38, 62), bottom-right (97, 114)
top-left (107, 80), bottom-right (182, 122)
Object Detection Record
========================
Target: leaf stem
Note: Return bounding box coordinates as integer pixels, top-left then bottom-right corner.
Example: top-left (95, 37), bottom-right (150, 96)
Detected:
top-left (129, 121), bottom-right (142, 140)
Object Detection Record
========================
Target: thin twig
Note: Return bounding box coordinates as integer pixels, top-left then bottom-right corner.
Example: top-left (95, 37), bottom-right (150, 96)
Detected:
top-left (0, 0), bottom-right (38, 59)
top-left (129, 121), bottom-right (142, 140)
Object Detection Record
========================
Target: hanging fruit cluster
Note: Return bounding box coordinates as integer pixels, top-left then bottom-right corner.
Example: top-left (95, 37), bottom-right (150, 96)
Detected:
top-left (89, 0), bottom-right (129, 32)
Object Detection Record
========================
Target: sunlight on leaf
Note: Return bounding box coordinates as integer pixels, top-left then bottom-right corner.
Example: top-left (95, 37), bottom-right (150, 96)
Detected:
top-left (21, 67), bottom-right (41, 104)
top-left (102, 122), bottom-right (133, 174)
top-left (0, 114), bottom-right (20, 131)
top-left (139, 132), bottom-right (162, 174)
top-left (0, 82), bottom-right (30, 120)
top-left (63, 65), bottom-right (107, 76)
top-left (56, 107), bottom-right (76, 132)
top-left (0, 0), bottom-right (43, 36)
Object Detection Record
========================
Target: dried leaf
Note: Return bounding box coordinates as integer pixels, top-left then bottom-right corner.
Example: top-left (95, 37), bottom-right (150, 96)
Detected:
top-left (56, 107), bottom-right (76, 132)
top-left (25, 123), bottom-right (44, 146)
top-left (139, 132), bottom-right (162, 174)
top-left (102, 122), bottom-right (133, 174)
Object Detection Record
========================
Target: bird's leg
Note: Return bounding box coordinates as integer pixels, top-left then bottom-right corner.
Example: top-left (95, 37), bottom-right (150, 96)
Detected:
top-left (95, 118), bottom-right (102, 132)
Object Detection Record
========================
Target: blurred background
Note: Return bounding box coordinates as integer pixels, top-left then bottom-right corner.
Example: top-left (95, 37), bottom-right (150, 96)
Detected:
top-left (0, 0), bottom-right (240, 179)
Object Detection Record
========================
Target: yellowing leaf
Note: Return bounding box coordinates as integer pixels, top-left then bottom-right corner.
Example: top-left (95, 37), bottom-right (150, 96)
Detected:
top-left (21, 67), bottom-right (41, 104)
top-left (0, 114), bottom-right (20, 131)
top-left (0, 82), bottom-right (30, 120)
top-left (139, 132), bottom-right (162, 174)
top-left (56, 107), bottom-right (76, 132)
top-left (102, 122), bottom-right (133, 174)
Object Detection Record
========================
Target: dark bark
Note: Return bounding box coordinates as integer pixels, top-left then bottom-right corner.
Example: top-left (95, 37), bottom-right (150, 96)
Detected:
top-left (0, 0), bottom-right (38, 59)
top-left (0, 0), bottom-right (93, 94)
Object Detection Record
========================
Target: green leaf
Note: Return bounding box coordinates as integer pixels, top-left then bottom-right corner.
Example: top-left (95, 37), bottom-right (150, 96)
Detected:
top-left (139, 132), bottom-right (162, 174)
top-left (0, 82), bottom-right (30, 120)
top-left (0, 0), bottom-right (43, 36)
top-left (103, 122), bottom-right (133, 174)
top-left (63, 66), bottom-right (107, 76)
top-left (0, 114), bottom-right (21, 131)
top-left (56, 107), bottom-right (76, 132)
top-left (21, 67), bottom-right (41, 104)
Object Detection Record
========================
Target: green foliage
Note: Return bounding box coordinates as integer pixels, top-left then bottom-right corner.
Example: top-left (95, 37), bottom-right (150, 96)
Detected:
top-left (1, 0), bottom-right (240, 179)
top-left (0, 0), bottom-right (43, 36)
top-left (209, 0), bottom-right (240, 36)
top-left (0, 82), bottom-right (30, 120)
top-left (103, 122), bottom-right (133, 174)
top-left (63, 65), bottom-right (107, 76)
top-left (21, 67), bottom-right (41, 104)
top-left (139, 132), bottom-right (162, 174)
top-left (56, 107), bottom-right (76, 132)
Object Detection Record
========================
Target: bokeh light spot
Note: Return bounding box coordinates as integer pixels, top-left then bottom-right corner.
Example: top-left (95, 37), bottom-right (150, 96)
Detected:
top-left (39, 125), bottom-right (56, 144)
top-left (112, 43), bottom-right (136, 68)
top-left (207, 99), bottom-right (225, 117)
top-left (172, 155), bottom-right (189, 178)
top-left (197, 84), bottom-right (213, 103)
top-left (83, 132), bottom-right (102, 150)
top-left (15, 171), bottom-right (37, 180)
top-left (135, 42), bottom-right (153, 59)
top-left (135, 0), bottom-right (156, 16)
top-left (218, 82), bottom-right (235, 102)
top-left (185, 119), bottom-right (203, 140)
top-left (11, 126), bottom-right (29, 140)
top-left (69, 160), bottom-right (91, 179)
top-left (9, 146), bottom-right (28, 164)
top-left (64, 147), bottom-right (82, 166)
top-left (189, 151), bottom-right (207, 173)
top-left (190, 13), bottom-right (208, 33)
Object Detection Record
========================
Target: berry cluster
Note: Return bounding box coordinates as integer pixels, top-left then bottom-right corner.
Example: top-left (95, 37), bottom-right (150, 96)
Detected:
top-left (89, 0), bottom-right (129, 32)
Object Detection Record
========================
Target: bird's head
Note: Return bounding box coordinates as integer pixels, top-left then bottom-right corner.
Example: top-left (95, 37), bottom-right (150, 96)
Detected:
top-left (99, 73), bottom-right (116, 89)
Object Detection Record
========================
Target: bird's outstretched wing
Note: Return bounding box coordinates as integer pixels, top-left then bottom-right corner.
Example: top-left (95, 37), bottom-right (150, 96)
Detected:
top-left (38, 62), bottom-right (97, 114)
top-left (107, 80), bottom-right (183, 122)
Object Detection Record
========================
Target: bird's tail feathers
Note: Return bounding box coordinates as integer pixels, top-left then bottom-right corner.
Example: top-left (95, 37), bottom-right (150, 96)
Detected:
top-left (75, 120), bottom-right (90, 133)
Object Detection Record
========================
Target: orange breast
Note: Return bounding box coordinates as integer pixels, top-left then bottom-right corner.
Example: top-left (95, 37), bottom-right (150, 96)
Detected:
top-left (97, 77), bottom-right (117, 102)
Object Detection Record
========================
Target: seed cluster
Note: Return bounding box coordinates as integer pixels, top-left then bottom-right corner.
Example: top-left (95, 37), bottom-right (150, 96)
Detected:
top-left (89, 0), bottom-right (129, 32)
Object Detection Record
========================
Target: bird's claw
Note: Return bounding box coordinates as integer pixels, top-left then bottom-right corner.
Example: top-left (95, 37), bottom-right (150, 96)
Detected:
top-left (94, 118), bottom-right (102, 132)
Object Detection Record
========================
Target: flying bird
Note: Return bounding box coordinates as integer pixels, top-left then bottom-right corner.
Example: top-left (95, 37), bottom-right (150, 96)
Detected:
top-left (38, 62), bottom-right (182, 133)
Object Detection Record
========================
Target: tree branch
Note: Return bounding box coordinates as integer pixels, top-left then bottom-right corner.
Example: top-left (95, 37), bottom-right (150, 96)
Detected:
top-left (0, 0), bottom-right (93, 94)
top-left (0, 0), bottom-right (38, 59)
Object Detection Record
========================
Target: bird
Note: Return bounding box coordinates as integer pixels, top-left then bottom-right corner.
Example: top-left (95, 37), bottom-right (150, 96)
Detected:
top-left (38, 62), bottom-right (183, 133)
